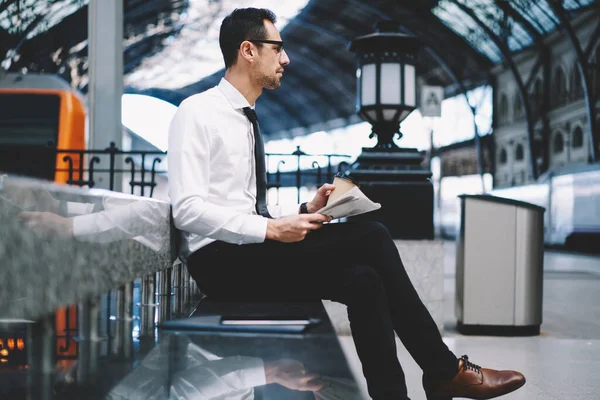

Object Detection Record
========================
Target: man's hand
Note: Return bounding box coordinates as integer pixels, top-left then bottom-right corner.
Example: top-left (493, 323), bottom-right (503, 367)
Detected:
top-left (264, 359), bottom-right (325, 391)
top-left (266, 214), bottom-right (331, 242)
top-left (305, 183), bottom-right (335, 213)
top-left (20, 211), bottom-right (73, 239)
top-left (2, 181), bottom-right (61, 213)
top-left (34, 190), bottom-right (62, 213)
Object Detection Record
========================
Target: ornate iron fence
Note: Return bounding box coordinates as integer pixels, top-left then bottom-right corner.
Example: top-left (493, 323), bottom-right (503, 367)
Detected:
top-left (57, 142), bottom-right (166, 197)
top-left (55, 143), bottom-right (353, 199)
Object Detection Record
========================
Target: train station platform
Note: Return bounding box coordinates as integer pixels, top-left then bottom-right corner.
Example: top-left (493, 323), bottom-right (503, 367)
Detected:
top-left (3, 174), bottom-right (600, 399)
top-left (335, 242), bottom-right (600, 400)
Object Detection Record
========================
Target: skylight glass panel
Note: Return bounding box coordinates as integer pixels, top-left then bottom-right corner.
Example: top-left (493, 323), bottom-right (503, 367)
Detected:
top-left (511, 0), bottom-right (558, 34)
top-left (562, 0), bottom-right (596, 10)
top-left (510, 22), bottom-right (534, 49)
top-left (0, 0), bottom-right (88, 38)
top-left (465, 0), bottom-right (534, 51)
top-left (575, 0), bottom-right (596, 6)
top-left (26, 1), bottom-right (89, 40)
top-left (433, 0), bottom-right (503, 63)
top-left (125, 0), bottom-right (311, 90)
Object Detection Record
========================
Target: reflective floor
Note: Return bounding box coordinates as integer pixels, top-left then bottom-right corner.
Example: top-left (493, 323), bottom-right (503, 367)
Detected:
top-left (339, 243), bottom-right (600, 400)
top-left (0, 285), bottom-right (360, 399)
top-left (4, 244), bottom-right (599, 399)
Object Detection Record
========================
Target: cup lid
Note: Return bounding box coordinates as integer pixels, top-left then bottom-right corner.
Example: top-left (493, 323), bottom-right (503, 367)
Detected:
top-left (334, 172), bottom-right (358, 185)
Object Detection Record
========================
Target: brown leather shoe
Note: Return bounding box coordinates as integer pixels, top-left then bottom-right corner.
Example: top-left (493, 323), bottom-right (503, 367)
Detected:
top-left (423, 355), bottom-right (526, 400)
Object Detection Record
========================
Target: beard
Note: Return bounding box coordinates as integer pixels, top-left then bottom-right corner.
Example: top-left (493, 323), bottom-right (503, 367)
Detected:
top-left (253, 64), bottom-right (282, 90)
top-left (258, 73), bottom-right (281, 90)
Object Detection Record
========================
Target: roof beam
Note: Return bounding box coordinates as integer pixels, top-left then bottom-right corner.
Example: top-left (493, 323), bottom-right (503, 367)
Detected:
top-left (450, 0), bottom-right (540, 179)
top-left (284, 22), bottom-right (354, 87)
top-left (291, 15), bottom-right (349, 44)
top-left (494, 0), bottom-right (543, 42)
top-left (258, 89), bottom-right (308, 131)
top-left (284, 48), bottom-right (354, 116)
top-left (344, 0), bottom-right (491, 72)
top-left (256, 93), bottom-right (306, 136)
top-left (276, 62), bottom-right (343, 124)
top-left (584, 19), bottom-right (600, 59)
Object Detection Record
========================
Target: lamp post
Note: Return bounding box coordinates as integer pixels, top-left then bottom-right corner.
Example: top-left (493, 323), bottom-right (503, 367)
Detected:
top-left (347, 21), bottom-right (434, 239)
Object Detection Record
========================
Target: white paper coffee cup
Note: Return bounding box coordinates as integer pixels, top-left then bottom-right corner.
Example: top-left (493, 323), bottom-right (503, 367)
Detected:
top-left (327, 175), bottom-right (357, 205)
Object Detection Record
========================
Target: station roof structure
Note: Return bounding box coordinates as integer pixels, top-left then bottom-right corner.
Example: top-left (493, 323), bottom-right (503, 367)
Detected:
top-left (0, 0), bottom-right (597, 140)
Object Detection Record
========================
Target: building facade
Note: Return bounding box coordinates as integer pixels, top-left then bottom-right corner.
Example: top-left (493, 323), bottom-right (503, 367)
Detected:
top-left (493, 10), bottom-right (600, 188)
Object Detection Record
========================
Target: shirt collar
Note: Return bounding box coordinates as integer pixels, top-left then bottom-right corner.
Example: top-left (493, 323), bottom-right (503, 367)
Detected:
top-left (218, 77), bottom-right (253, 110)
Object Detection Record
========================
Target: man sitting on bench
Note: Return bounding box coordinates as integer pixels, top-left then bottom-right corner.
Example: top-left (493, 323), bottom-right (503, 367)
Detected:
top-left (167, 7), bottom-right (526, 400)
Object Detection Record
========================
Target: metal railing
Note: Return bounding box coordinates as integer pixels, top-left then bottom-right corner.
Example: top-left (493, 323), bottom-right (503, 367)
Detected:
top-left (56, 142), bottom-right (166, 197)
top-left (55, 143), bottom-right (353, 199)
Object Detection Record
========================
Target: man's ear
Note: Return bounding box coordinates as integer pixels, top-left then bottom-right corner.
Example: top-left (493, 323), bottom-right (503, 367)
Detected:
top-left (239, 41), bottom-right (255, 63)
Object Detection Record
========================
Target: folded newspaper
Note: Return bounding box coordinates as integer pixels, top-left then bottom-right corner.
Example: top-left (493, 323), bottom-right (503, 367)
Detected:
top-left (317, 186), bottom-right (381, 219)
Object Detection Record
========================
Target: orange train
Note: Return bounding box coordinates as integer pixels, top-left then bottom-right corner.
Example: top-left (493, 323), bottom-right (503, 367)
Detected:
top-left (0, 72), bottom-right (86, 183)
top-left (0, 72), bottom-right (87, 361)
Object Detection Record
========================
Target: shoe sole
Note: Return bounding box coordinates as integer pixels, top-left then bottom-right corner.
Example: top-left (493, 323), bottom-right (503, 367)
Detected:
top-left (425, 377), bottom-right (527, 400)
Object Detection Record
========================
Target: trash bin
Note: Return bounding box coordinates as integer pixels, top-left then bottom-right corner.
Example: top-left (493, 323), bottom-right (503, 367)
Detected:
top-left (455, 194), bottom-right (545, 336)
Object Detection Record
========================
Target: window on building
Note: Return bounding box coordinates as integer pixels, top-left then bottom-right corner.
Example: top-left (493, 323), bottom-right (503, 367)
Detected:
top-left (553, 67), bottom-right (566, 107)
top-left (513, 94), bottom-right (523, 119)
top-left (553, 133), bottom-right (564, 154)
top-left (530, 78), bottom-right (543, 111)
top-left (499, 148), bottom-right (508, 164)
top-left (572, 126), bottom-right (583, 148)
top-left (499, 93), bottom-right (509, 123)
top-left (515, 143), bottom-right (524, 160)
top-left (572, 66), bottom-right (583, 99)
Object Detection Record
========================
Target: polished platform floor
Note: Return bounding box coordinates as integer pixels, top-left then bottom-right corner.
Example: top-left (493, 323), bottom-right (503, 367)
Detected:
top-left (337, 243), bottom-right (600, 400)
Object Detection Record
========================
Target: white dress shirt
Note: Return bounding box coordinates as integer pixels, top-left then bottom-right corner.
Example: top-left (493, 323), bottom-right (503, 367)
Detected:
top-left (168, 78), bottom-right (299, 258)
top-left (69, 193), bottom-right (170, 253)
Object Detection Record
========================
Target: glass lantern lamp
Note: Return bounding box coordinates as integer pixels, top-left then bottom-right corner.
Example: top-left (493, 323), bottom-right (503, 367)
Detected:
top-left (349, 21), bottom-right (420, 149)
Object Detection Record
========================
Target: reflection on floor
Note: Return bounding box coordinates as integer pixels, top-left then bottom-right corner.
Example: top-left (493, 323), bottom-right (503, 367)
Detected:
top-left (336, 242), bottom-right (600, 400)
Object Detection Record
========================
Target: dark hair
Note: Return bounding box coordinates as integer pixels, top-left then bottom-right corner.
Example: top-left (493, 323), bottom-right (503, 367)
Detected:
top-left (219, 8), bottom-right (277, 69)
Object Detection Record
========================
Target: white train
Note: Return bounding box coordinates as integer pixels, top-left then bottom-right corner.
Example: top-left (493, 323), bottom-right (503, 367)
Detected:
top-left (436, 163), bottom-right (600, 249)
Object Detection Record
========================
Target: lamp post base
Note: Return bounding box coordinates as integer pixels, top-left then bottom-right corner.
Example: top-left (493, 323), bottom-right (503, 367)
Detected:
top-left (346, 146), bottom-right (434, 239)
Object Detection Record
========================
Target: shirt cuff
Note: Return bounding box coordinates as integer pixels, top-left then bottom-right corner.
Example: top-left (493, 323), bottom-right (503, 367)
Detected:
top-left (240, 214), bottom-right (269, 243)
top-left (71, 213), bottom-right (97, 240)
top-left (66, 201), bottom-right (94, 216)
top-left (269, 203), bottom-right (302, 217)
top-left (242, 358), bottom-right (267, 387)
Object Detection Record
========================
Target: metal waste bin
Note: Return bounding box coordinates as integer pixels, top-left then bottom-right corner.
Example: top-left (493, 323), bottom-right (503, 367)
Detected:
top-left (455, 194), bottom-right (545, 336)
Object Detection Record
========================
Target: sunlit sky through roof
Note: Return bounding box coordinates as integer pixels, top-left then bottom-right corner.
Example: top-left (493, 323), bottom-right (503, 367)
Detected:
top-left (125, 0), bottom-right (310, 90)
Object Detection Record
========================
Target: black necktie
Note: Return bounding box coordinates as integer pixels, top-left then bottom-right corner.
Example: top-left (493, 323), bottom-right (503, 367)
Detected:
top-left (242, 107), bottom-right (272, 218)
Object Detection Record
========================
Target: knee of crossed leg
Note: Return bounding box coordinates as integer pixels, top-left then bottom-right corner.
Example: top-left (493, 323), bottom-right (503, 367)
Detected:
top-left (343, 265), bottom-right (387, 304)
top-left (360, 220), bottom-right (393, 242)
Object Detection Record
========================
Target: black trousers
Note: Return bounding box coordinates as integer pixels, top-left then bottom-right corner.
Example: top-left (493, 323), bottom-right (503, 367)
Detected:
top-left (187, 221), bottom-right (458, 399)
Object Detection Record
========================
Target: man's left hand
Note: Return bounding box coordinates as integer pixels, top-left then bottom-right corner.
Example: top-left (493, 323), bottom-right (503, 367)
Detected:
top-left (305, 183), bottom-right (335, 213)
top-left (264, 359), bottom-right (325, 392)
top-left (20, 211), bottom-right (73, 239)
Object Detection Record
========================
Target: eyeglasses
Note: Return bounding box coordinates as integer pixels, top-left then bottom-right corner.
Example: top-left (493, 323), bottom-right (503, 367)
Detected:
top-left (247, 39), bottom-right (285, 53)
top-left (247, 39), bottom-right (284, 47)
